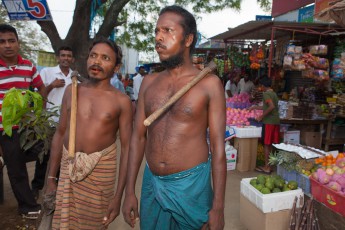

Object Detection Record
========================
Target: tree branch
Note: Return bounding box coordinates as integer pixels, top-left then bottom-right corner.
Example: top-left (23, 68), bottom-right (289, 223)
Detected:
top-left (97, 0), bottom-right (130, 37)
top-left (37, 20), bottom-right (62, 52)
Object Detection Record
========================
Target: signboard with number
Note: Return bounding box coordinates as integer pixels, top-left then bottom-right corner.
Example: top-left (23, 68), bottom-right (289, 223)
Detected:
top-left (2, 0), bottom-right (52, 20)
top-left (298, 5), bottom-right (314, 23)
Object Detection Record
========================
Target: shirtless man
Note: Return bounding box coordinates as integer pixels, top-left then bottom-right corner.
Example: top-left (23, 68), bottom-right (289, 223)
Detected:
top-left (123, 5), bottom-right (226, 230)
top-left (46, 37), bottom-right (132, 229)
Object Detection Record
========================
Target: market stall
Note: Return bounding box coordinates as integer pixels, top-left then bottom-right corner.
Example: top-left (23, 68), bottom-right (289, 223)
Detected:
top-left (211, 19), bottom-right (345, 227)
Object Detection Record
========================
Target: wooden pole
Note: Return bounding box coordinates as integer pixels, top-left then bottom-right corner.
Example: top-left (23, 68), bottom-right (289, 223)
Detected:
top-left (143, 61), bottom-right (217, 127)
top-left (68, 71), bottom-right (79, 160)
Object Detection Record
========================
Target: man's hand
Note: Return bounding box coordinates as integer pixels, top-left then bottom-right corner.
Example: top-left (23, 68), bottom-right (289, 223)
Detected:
top-left (122, 193), bottom-right (139, 228)
top-left (256, 115), bottom-right (263, 122)
top-left (52, 78), bottom-right (65, 88)
top-left (102, 198), bottom-right (121, 227)
top-left (45, 179), bottom-right (57, 195)
top-left (208, 207), bottom-right (224, 230)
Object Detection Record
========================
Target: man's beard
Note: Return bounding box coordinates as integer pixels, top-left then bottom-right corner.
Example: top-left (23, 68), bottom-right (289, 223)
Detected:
top-left (88, 73), bottom-right (112, 83)
top-left (161, 51), bottom-right (184, 69)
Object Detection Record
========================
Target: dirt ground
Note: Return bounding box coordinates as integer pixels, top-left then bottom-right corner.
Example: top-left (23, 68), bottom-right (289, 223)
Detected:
top-left (0, 204), bottom-right (40, 229)
top-left (0, 162), bottom-right (41, 230)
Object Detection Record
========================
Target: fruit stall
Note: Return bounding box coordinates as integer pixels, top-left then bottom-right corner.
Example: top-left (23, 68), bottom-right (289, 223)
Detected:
top-left (211, 20), bottom-right (345, 227)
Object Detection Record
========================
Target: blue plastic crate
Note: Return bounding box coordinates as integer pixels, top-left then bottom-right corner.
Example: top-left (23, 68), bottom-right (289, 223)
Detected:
top-left (277, 165), bottom-right (311, 194)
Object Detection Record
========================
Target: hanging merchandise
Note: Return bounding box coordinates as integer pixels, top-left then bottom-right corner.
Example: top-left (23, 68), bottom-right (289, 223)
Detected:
top-left (213, 57), bottom-right (232, 78)
top-left (249, 43), bottom-right (262, 70)
top-left (227, 46), bottom-right (250, 68)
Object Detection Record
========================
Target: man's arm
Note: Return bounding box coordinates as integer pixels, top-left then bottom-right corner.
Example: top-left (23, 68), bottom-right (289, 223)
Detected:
top-left (225, 80), bottom-right (232, 98)
top-left (45, 86), bottom-right (70, 193)
top-left (257, 97), bottom-right (275, 122)
top-left (208, 76), bottom-right (226, 229)
top-left (122, 77), bottom-right (148, 228)
top-left (103, 95), bottom-right (133, 226)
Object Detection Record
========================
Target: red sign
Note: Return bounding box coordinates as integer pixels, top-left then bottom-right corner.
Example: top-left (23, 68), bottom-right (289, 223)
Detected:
top-left (314, 0), bottom-right (337, 14)
top-left (272, 0), bottom-right (314, 17)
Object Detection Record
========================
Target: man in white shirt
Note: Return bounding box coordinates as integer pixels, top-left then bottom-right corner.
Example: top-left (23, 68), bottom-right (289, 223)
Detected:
top-left (238, 73), bottom-right (254, 94)
top-left (225, 74), bottom-right (240, 98)
top-left (41, 46), bottom-right (75, 121)
top-left (133, 66), bottom-right (146, 101)
top-left (31, 46), bottom-right (74, 199)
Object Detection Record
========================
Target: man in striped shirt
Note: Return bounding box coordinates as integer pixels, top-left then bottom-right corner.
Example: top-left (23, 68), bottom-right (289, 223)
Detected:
top-left (0, 24), bottom-right (46, 218)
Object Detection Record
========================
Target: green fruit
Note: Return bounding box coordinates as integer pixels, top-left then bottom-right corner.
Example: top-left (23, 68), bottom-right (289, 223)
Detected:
top-left (274, 179), bottom-right (285, 189)
top-left (261, 188), bottom-right (271, 194)
top-left (283, 187), bottom-right (291, 192)
top-left (287, 181), bottom-right (298, 190)
top-left (255, 184), bottom-right (264, 191)
top-left (272, 188), bottom-right (281, 193)
top-left (257, 175), bottom-right (266, 185)
top-left (250, 179), bottom-right (258, 185)
top-left (265, 181), bottom-right (274, 190)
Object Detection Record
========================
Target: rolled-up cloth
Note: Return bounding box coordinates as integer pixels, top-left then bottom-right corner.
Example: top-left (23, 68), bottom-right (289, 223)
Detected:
top-left (68, 144), bottom-right (116, 182)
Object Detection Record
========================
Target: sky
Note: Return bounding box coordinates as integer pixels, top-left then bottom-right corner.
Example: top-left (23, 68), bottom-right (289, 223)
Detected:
top-left (46, 0), bottom-right (268, 40)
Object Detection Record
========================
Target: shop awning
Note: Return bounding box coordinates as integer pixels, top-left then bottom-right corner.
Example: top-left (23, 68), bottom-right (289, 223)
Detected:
top-left (211, 20), bottom-right (345, 42)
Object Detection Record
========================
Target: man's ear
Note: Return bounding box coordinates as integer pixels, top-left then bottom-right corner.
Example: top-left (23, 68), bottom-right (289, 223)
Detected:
top-left (114, 64), bottom-right (121, 73)
top-left (185, 34), bottom-right (194, 48)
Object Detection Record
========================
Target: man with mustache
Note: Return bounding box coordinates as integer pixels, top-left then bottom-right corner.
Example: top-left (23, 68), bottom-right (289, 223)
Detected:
top-left (123, 5), bottom-right (226, 230)
top-left (46, 37), bottom-right (132, 229)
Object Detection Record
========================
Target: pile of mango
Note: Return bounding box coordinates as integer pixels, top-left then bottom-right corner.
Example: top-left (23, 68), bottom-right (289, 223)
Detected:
top-left (250, 174), bottom-right (298, 194)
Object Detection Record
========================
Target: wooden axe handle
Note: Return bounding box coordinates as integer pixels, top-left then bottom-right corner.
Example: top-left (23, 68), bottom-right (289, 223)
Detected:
top-left (143, 61), bottom-right (216, 127)
top-left (68, 71), bottom-right (79, 159)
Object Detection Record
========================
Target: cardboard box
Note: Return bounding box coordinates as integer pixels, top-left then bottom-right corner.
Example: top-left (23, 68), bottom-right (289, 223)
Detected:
top-left (300, 131), bottom-right (321, 149)
top-left (240, 194), bottom-right (291, 230)
top-left (226, 145), bottom-right (237, 171)
top-left (241, 178), bottom-right (304, 213)
top-left (283, 130), bottom-right (300, 144)
top-left (234, 138), bottom-right (258, 172)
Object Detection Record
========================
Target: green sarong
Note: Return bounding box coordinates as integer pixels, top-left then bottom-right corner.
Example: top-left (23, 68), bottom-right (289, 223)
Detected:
top-left (140, 157), bottom-right (213, 230)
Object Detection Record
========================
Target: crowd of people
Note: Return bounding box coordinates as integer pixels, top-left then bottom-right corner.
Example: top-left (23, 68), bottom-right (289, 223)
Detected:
top-left (0, 5), bottom-right (227, 230)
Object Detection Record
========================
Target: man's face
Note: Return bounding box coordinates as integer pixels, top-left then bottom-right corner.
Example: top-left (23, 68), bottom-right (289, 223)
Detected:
top-left (0, 32), bottom-right (19, 61)
top-left (139, 67), bottom-right (146, 75)
top-left (155, 12), bottom-right (191, 69)
top-left (87, 43), bottom-right (117, 81)
top-left (57, 50), bottom-right (74, 69)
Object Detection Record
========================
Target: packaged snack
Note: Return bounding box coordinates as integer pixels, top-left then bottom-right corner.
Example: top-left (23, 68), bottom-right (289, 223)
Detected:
top-left (309, 45), bottom-right (319, 55)
top-left (292, 59), bottom-right (306, 70)
top-left (283, 55), bottom-right (293, 69)
top-left (286, 45), bottom-right (295, 55)
top-left (318, 45), bottom-right (328, 55)
top-left (294, 46), bottom-right (303, 54)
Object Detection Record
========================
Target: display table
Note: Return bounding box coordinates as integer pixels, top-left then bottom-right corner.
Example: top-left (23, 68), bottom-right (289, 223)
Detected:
top-left (280, 118), bottom-right (329, 148)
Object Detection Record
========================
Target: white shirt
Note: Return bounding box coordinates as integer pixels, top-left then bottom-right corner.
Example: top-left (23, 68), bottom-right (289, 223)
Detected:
top-left (238, 78), bottom-right (254, 94)
top-left (40, 65), bottom-right (73, 122)
top-left (225, 80), bottom-right (231, 98)
top-left (133, 73), bottom-right (143, 100)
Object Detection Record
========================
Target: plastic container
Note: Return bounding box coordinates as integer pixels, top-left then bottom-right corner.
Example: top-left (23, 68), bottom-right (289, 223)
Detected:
top-left (277, 165), bottom-right (311, 194)
top-left (234, 126), bottom-right (262, 138)
top-left (240, 178), bottom-right (304, 213)
top-left (310, 177), bottom-right (345, 217)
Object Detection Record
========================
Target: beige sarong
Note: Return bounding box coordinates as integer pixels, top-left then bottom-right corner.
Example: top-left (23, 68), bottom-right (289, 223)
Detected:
top-left (52, 144), bottom-right (117, 230)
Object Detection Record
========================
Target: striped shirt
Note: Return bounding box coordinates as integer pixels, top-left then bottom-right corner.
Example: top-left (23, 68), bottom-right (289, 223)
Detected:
top-left (0, 55), bottom-right (43, 131)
